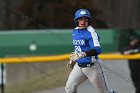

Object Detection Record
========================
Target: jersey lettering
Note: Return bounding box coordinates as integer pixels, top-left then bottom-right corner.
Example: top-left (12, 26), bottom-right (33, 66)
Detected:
top-left (73, 40), bottom-right (85, 45)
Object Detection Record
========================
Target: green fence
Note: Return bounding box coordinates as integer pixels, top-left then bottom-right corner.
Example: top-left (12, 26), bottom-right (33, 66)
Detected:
top-left (0, 29), bottom-right (118, 57)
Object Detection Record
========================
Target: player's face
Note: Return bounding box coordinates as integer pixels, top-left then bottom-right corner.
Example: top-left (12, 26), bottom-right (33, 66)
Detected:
top-left (130, 39), bottom-right (139, 46)
top-left (78, 17), bottom-right (89, 29)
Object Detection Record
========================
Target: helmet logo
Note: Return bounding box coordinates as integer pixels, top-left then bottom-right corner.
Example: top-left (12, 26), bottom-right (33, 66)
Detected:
top-left (80, 11), bottom-right (87, 15)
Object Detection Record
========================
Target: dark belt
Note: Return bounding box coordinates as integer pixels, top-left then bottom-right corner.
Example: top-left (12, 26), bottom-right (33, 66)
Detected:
top-left (78, 62), bottom-right (94, 68)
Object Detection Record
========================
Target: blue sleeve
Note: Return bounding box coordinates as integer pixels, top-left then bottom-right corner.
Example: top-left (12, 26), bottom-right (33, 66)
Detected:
top-left (94, 46), bottom-right (102, 54)
top-left (86, 26), bottom-right (102, 54)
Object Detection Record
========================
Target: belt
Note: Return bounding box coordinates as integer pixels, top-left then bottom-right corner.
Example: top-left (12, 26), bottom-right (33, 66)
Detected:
top-left (78, 62), bottom-right (94, 68)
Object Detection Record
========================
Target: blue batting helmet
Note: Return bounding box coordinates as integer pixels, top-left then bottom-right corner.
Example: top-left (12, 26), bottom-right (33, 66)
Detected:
top-left (74, 9), bottom-right (92, 21)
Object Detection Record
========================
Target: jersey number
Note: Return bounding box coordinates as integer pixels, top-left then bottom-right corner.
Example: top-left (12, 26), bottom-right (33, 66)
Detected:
top-left (75, 46), bottom-right (82, 52)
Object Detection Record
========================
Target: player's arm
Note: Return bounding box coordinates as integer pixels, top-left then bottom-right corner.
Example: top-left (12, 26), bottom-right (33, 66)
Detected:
top-left (121, 45), bottom-right (140, 55)
top-left (86, 30), bottom-right (102, 56)
top-left (122, 48), bottom-right (140, 55)
top-left (84, 31), bottom-right (101, 56)
top-left (85, 46), bottom-right (101, 56)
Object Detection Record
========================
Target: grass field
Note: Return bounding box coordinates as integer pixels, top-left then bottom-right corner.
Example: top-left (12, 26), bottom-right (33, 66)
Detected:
top-left (5, 65), bottom-right (71, 93)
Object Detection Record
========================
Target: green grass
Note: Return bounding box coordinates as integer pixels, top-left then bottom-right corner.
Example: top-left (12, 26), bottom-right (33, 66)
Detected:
top-left (5, 67), bottom-right (71, 93)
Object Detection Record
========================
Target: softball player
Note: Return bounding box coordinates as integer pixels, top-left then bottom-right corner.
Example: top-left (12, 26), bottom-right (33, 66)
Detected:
top-left (65, 9), bottom-right (117, 93)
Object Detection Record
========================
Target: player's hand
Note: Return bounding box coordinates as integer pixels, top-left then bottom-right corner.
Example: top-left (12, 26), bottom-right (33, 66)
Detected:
top-left (123, 51), bottom-right (130, 55)
top-left (70, 52), bottom-right (86, 61)
top-left (67, 60), bottom-right (76, 69)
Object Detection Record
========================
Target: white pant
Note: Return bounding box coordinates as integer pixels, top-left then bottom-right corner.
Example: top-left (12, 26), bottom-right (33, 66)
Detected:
top-left (65, 61), bottom-right (111, 93)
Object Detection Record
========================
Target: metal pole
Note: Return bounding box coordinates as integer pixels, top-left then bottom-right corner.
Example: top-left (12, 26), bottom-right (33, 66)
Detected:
top-left (1, 64), bottom-right (4, 93)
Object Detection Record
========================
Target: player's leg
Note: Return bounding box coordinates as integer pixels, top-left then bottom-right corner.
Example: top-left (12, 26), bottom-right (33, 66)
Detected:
top-left (65, 63), bottom-right (88, 93)
top-left (128, 60), bottom-right (140, 93)
top-left (82, 61), bottom-right (109, 93)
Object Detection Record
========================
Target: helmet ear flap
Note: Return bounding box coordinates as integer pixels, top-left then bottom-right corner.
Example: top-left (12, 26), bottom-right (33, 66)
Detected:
top-left (88, 18), bottom-right (91, 25)
top-left (88, 21), bottom-right (91, 25)
top-left (75, 20), bottom-right (79, 26)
